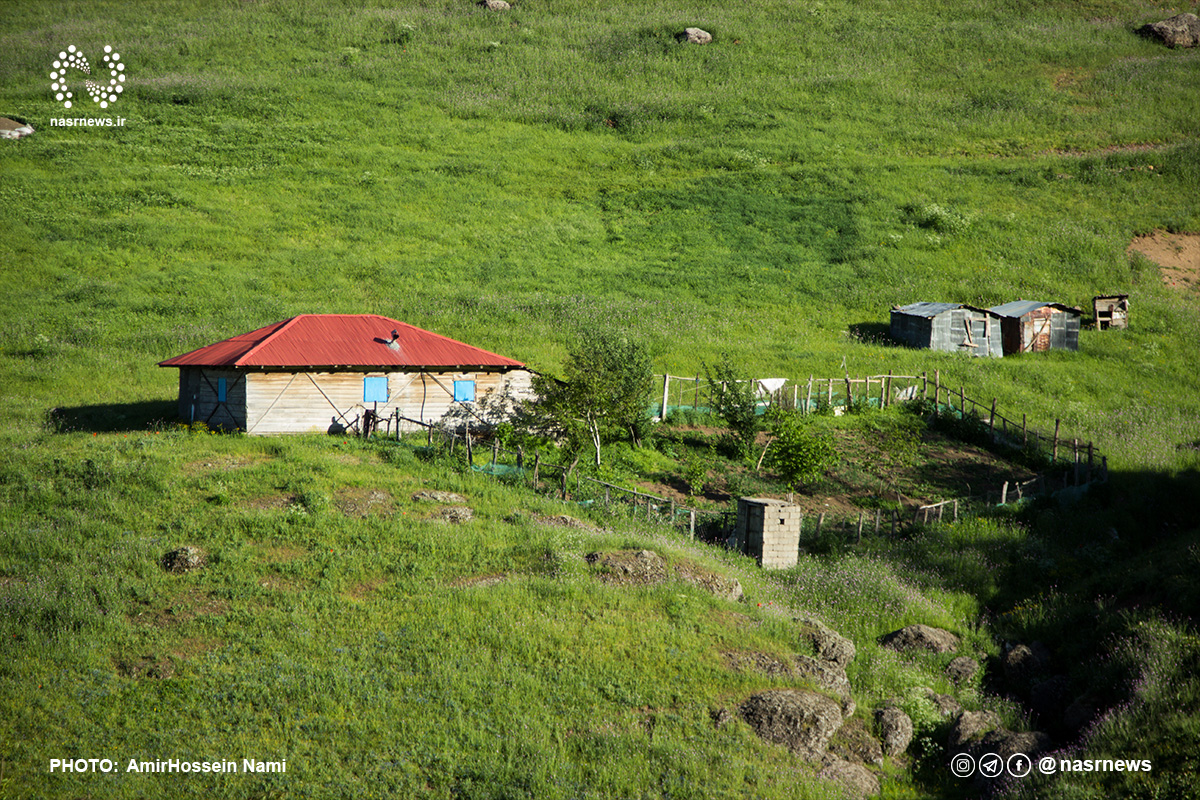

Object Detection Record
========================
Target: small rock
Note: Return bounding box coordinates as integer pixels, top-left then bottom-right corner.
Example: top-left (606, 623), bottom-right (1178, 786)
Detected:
top-left (818, 754), bottom-right (881, 799)
top-left (947, 710), bottom-right (1003, 752)
top-left (875, 706), bottom-right (913, 756)
top-left (879, 624), bottom-right (960, 654)
top-left (160, 546), bottom-right (206, 574)
top-left (710, 707), bottom-right (734, 728)
top-left (948, 710), bottom-right (1051, 762)
top-left (740, 689), bottom-right (845, 760)
top-left (945, 656), bottom-right (979, 685)
top-left (412, 490), bottom-right (467, 504)
top-left (1138, 13), bottom-right (1200, 48)
top-left (478, 0), bottom-right (511, 9)
top-left (795, 615), bottom-right (856, 669)
top-left (677, 27), bottom-right (713, 44)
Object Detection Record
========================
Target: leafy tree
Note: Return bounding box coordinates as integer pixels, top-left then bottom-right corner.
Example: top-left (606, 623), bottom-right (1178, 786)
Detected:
top-left (705, 354), bottom-right (760, 458)
top-left (767, 409), bottom-right (839, 492)
top-left (525, 331), bottom-right (654, 468)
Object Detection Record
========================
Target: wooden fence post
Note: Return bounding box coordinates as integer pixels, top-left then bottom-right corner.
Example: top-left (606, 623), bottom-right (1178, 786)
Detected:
top-left (816, 513), bottom-right (825, 538)
top-left (856, 512), bottom-right (863, 543)
top-left (989, 399), bottom-right (997, 441)
top-left (1001, 481), bottom-right (1009, 505)
top-left (533, 453), bottom-right (540, 487)
top-left (953, 499), bottom-right (958, 521)
top-left (922, 371), bottom-right (928, 399)
top-left (660, 374), bottom-right (670, 421)
top-left (934, 369), bottom-right (941, 417)
top-left (1053, 419), bottom-right (1060, 461)
top-left (689, 509), bottom-right (696, 540)
top-left (874, 509), bottom-right (881, 535)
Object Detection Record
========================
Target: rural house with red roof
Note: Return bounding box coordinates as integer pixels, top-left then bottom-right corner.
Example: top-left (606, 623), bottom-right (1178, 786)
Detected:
top-left (159, 314), bottom-right (535, 434)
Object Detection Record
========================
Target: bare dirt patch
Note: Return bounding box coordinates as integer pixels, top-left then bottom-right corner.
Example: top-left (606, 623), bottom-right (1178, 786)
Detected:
top-left (129, 588), bottom-right (230, 627)
top-left (184, 454), bottom-right (265, 475)
top-left (347, 577), bottom-right (388, 600)
top-left (245, 493), bottom-right (301, 512)
top-left (116, 654), bottom-right (175, 680)
top-left (254, 543), bottom-right (307, 563)
top-left (258, 574), bottom-right (309, 592)
top-left (335, 487), bottom-right (394, 518)
top-left (447, 573), bottom-right (509, 589)
top-left (1128, 230), bottom-right (1200, 291)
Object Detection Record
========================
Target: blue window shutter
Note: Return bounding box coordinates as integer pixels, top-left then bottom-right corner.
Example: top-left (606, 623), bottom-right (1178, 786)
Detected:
top-left (453, 380), bottom-right (475, 402)
top-left (364, 376), bottom-right (388, 403)
top-left (217, 378), bottom-right (227, 403)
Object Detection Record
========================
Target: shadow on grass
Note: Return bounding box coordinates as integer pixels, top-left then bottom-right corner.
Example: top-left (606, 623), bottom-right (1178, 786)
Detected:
top-left (44, 400), bottom-right (178, 433)
top-left (847, 321), bottom-right (898, 347)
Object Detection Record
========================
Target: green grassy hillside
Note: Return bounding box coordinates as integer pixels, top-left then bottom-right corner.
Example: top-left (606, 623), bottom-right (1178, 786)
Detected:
top-left (2, 0), bottom-right (1199, 797)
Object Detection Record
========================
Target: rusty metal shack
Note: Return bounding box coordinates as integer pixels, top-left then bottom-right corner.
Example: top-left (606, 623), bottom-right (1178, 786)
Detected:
top-left (890, 302), bottom-right (1004, 357)
top-left (1093, 295), bottom-right (1129, 330)
top-left (988, 301), bottom-right (1081, 354)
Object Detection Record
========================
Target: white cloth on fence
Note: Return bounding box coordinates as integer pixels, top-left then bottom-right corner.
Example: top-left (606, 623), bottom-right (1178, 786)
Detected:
top-left (755, 378), bottom-right (788, 397)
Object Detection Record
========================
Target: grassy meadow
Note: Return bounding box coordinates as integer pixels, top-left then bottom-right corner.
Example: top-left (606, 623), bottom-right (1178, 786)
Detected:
top-left (2, 0), bottom-right (1200, 797)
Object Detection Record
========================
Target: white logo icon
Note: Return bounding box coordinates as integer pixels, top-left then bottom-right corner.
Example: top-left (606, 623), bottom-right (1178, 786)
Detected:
top-left (950, 753), bottom-right (975, 778)
top-left (979, 752), bottom-right (1004, 777)
top-left (1038, 755), bottom-right (1057, 775)
top-left (50, 44), bottom-right (125, 109)
top-left (1007, 753), bottom-right (1032, 778)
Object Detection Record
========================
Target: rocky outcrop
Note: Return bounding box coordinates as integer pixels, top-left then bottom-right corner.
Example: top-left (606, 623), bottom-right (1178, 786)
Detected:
top-left (875, 707), bottom-right (913, 756)
top-left (948, 709), bottom-right (1052, 763)
top-left (739, 689), bottom-right (845, 760)
top-left (794, 655), bottom-right (855, 715)
top-left (674, 559), bottom-right (743, 602)
top-left (586, 550), bottom-right (667, 586)
top-left (818, 753), bottom-right (881, 799)
top-left (879, 624), bottom-right (959, 654)
top-left (795, 615), bottom-right (856, 669)
top-left (412, 490), bottom-right (467, 504)
top-left (1138, 13), bottom-right (1200, 48)
top-left (828, 718), bottom-right (883, 766)
top-left (945, 656), bottom-right (979, 685)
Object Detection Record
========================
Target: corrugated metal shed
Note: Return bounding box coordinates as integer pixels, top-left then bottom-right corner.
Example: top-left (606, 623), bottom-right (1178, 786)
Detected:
top-left (987, 301), bottom-right (1081, 354)
top-left (890, 302), bottom-right (1003, 357)
top-left (159, 314), bottom-right (525, 369)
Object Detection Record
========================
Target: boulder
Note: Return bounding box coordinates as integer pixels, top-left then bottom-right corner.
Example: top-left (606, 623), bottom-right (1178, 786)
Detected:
top-left (1063, 694), bottom-right (1102, 732)
top-left (677, 27), bottom-right (713, 44)
top-left (875, 706), bottom-right (913, 756)
top-left (1138, 13), bottom-right (1200, 48)
top-left (739, 689), bottom-right (845, 760)
top-left (160, 546), bottom-right (207, 574)
top-left (794, 655), bottom-right (855, 716)
top-left (948, 710), bottom-right (1051, 762)
top-left (818, 753), bottom-right (881, 799)
top-left (795, 615), bottom-right (856, 669)
top-left (945, 656), bottom-right (979, 685)
top-left (828, 717), bottom-right (883, 766)
top-left (436, 505), bottom-right (474, 523)
top-left (879, 624), bottom-right (959, 654)
top-left (1003, 641), bottom-right (1051, 690)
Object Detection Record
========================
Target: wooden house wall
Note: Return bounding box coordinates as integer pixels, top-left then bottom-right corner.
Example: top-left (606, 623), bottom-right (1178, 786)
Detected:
top-left (177, 367), bottom-right (248, 429)
top-left (242, 368), bottom-right (535, 435)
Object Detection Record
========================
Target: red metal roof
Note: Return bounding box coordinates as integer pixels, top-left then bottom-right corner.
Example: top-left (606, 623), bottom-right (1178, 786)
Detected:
top-left (159, 315), bottom-right (525, 370)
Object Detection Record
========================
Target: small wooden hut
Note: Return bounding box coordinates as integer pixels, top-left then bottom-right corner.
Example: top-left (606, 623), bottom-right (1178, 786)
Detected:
top-left (889, 302), bottom-right (1003, 357)
top-left (159, 314), bottom-right (535, 434)
top-left (1092, 294), bottom-right (1129, 330)
top-left (987, 301), bottom-right (1082, 355)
